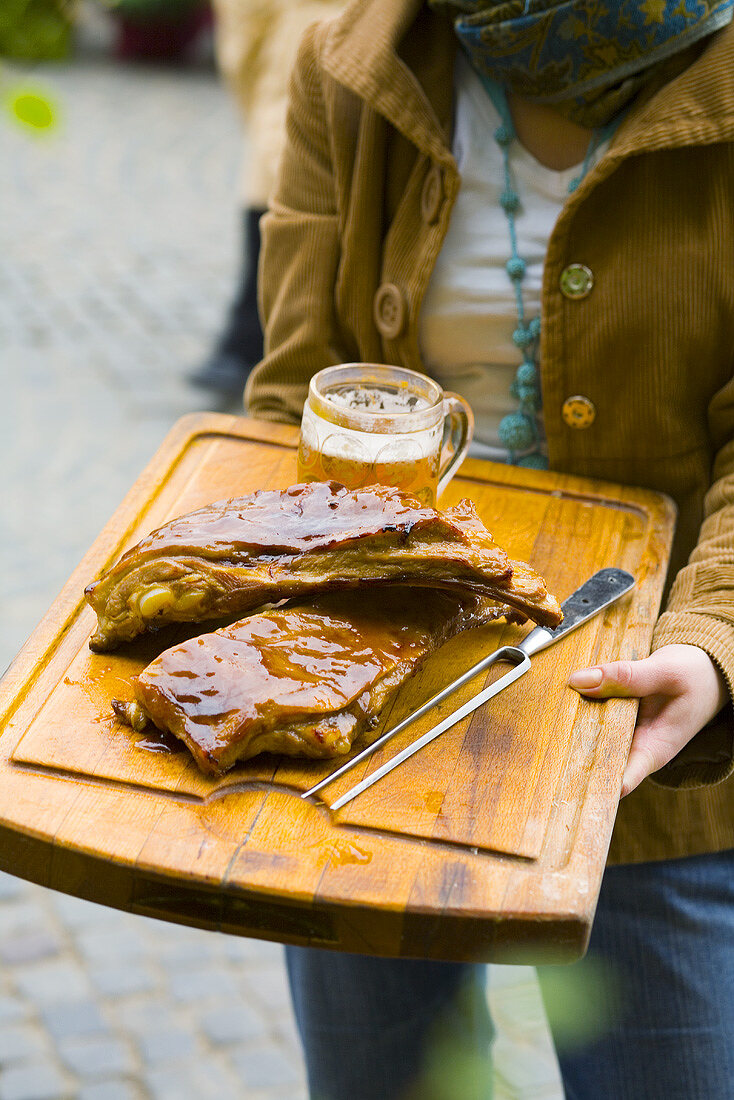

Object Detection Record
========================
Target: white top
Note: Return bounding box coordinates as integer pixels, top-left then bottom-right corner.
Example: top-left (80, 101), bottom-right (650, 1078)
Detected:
top-left (419, 52), bottom-right (607, 463)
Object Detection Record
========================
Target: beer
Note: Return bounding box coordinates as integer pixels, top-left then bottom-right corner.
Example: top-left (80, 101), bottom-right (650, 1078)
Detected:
top-left (297, 366), bottom-right (473, 505)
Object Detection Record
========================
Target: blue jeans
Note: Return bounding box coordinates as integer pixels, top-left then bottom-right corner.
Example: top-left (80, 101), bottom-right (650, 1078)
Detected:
top-left (285, 849), bottom-right (734, 1100)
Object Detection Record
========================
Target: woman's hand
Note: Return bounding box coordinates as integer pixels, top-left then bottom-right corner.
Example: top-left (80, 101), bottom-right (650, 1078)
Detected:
top-left (568, 644), bottom-right (728, 797)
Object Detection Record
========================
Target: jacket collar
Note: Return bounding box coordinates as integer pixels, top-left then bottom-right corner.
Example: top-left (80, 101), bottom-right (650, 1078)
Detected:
top-left (323, 0), bottom-right (734, 162)
top-left (321, 0), bottom-right (456, 164)
top-left (612, 16), bottom-right (734, 157)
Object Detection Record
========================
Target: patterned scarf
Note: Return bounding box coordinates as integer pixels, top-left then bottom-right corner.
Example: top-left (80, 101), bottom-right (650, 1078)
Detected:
top-left (429, 0), bottom-right (734, 127)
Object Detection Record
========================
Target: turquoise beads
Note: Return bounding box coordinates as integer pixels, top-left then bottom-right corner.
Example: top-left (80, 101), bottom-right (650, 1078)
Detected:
top-left (498, 412), bottom-right (534, 451)
top-left (486, 81), bottom-right (547, 467)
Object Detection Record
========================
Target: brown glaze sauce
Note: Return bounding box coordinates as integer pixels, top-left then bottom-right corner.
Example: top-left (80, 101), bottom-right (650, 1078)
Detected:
top-left (134, 589), bottom-right (477, 763)
top-left (113, 482), bottom-right (445, 565)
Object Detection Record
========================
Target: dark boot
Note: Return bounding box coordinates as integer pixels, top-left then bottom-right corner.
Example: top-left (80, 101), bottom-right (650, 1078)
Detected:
top-left (189, 206), bottom-right (265, 397)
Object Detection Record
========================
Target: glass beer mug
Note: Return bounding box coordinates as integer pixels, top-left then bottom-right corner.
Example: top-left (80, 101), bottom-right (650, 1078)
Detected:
top-left (297, 364), bottom-right (473, 505)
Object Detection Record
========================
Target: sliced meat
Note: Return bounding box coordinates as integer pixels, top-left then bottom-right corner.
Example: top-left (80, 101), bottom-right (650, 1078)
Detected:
top-left (112, 589), bottom-right (512, 775)
top-left (86, 481), bottom-right (525, 651)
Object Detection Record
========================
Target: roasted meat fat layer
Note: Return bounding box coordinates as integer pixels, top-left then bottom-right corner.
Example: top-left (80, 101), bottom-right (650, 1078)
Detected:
top-left (113, 589), bottom-right (511, 775)
top-left (85, 481), bottom-right (532, 651)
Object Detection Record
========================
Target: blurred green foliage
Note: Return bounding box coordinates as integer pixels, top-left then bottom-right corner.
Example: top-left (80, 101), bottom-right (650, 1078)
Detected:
top-left (0, 0), bottom-right (64, 135)
top-left (417, 1043), bottom-right (495, 1100)
top-left (537, 957), bottom-right (623, 1051)
top-left (0, 0), bottom-right (73, 61)
top-left (401, 977), bottom-right (495, 1100)
top-left (6, 86), bottom-right (59, 131)
top-left (98, 0), bottom-right (202, 21)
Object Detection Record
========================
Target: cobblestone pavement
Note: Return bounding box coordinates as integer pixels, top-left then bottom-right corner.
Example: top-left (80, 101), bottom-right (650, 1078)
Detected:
top-left (0, 28), bottom-right (564, 1100)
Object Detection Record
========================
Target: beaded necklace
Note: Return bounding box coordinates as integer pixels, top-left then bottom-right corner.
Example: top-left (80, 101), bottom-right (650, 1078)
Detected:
top-left (477, 75), bottom-right (620, 469)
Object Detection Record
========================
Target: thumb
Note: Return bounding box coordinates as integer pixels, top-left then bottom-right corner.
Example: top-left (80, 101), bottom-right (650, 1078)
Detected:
top-left (567, 655), bottom-right (674, 699)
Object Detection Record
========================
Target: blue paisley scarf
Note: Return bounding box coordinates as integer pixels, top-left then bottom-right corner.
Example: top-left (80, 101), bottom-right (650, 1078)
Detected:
top-left (429, 0), bottom-right (734, 126)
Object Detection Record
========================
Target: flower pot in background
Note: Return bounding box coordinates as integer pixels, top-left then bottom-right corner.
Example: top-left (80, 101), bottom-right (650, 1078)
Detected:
top-left (102, 0), bottom-right (211, 62)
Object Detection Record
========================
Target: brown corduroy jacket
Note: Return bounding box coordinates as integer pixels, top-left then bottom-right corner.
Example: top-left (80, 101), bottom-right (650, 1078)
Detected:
top-left (246, 0), bottom-right (734, 864)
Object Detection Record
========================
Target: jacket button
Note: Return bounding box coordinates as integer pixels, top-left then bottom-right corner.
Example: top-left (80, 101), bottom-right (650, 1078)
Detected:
top-left (560, 263), bottom-right (593, 299)
top-left (373, 283), bottom-right (407, 339)
top-left (562, 395), bottom-right (596, 429)
top-left (421, 164), bottom-right (443, 224)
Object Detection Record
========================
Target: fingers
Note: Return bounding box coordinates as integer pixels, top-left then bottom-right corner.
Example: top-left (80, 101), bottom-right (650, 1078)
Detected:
top-left (620, 701), bottom-right (692, 797)
top-left (567, 658), bottom-right (681, 796)
top-left (620, 701), bottom-right (679, 796)
top-left (566, 646), bottom-right (729, 796)
top-left (567, 653), bottom-right (684, 699)
top-left (621, 742), bottom-right (659, 798)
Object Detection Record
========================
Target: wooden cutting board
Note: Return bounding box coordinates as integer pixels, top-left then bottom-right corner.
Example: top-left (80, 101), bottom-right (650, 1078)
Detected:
top-left (0, 413), bottom-right (674, 962)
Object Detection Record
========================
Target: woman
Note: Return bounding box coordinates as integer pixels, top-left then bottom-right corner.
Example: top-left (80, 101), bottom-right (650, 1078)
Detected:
top-left (246, 2), bottom-right (734, 1096)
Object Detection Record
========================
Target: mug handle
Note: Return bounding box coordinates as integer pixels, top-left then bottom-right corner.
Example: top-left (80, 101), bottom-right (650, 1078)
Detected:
top-left (437, 393), bottom-right (474, 499)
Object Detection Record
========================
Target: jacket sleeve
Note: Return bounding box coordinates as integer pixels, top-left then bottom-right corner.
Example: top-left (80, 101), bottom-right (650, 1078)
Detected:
top-left (650, 427), bottom-right (734, 789)
top-left (245, 21), bottom-right (351, 425)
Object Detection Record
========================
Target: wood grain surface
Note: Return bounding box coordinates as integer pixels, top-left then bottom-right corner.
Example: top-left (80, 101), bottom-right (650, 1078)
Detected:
top-left (0, 414), bottom-right (675, 962)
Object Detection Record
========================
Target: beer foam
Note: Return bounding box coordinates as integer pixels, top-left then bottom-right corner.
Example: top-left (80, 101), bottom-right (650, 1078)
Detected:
top-left (325, 385), bottom-right (430, 415)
